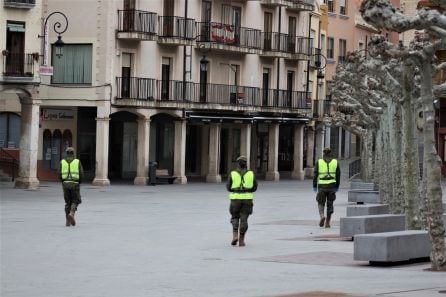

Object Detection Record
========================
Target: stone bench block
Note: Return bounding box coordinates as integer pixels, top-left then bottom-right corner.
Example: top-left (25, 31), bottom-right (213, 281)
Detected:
top-left (354, 230), bottom-right (431, 262)
top-left (340, 214), bottom-right (405, 237)
top-left (350, 182), bottom-right (375, 190)
top-left (348, 190), bottom-right (380, 204)
top-left (346, 204), bottom-right (389, 217)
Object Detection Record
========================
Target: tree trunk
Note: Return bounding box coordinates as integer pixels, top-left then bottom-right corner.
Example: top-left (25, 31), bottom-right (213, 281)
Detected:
top-left (402, 62), bottom-right (421, 229)
top-left (420, 62), bottom-right (446, 271)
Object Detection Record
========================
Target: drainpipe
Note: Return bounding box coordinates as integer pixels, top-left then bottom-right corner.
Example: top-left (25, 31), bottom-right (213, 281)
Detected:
top-left (276, 6), bottom-right (282, 100)
top-left (182, 0), bottom-right (188, 101)
top-left (305, 14), bottom-right (312, 97)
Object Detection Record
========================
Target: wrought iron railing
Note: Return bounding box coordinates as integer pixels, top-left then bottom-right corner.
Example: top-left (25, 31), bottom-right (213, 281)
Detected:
top-left (158, 16), bottom-right (195, 39)
top-left (116, 77), bottom-right (312, 110)
top-left (312, 99), bottom-right (331, 118)
top-left (117, 10), bottom-right (157, 34)
top-left (196, 22), bottom-right (262, 49)
top-left (349, 158), bottom-right (361, 178)
top-left (261, 33), bottom-right (312, 55)
top-left (2, 52), bottom-right (34, 77)
top-left (4, 0), bottom-right (35, 7)
top-left (0, 148), bottom-right (19, 181)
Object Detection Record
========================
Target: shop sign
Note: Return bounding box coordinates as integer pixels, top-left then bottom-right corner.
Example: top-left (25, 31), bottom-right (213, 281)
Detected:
top-left (39, 65), bottom-right (54, 76)
top-left (41, 108), bottom-right (74, 121)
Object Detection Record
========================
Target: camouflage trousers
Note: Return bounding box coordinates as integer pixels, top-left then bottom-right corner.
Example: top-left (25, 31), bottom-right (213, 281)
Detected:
top-left (62, 182), bottom-right (82, 215)
top-left (229, 199), bottom-right (253, 234)
top-left (316, 186), bottom-right (336, 216)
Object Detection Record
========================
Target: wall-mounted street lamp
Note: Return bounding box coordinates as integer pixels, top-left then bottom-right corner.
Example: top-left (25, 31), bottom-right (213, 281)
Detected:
top-left (200, 55), bottom-right (209, 72)
top-left (40, 11), bottom-right (68, 65)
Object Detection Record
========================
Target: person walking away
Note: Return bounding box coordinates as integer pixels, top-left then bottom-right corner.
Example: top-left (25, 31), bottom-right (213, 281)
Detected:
top-left (59, 147), bottom-right (84, 226)
top-left (226, 156), bottom-right (257, 246)
top-left (313, 147), bottom-right (340, 228)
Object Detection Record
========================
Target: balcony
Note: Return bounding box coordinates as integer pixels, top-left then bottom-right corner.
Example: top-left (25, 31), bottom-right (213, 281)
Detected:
top-left (260, 33), bottom-right (312, 60)
top-left (2, 52), bottom-right (36, 82)
top-left (285, 0), bottom-right (315, 12)
top-left (117, 10), bottom-right (157, 41)
top-left (196, 22), bottom-right (261, 54)
top-left (158, 16), bottom-right (195, 46)
top-left (312, 99), bottom-right (332, 119)
top-left (4, 0), bottom-right (35, 8)
top-left (260, 0), bottom-right (314, 10)
top-left (115, 77), bottom-right (311, 113)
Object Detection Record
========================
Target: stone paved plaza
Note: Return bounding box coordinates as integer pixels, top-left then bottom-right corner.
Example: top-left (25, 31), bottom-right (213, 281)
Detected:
top-left (1, 177), bottom-right (445, 297)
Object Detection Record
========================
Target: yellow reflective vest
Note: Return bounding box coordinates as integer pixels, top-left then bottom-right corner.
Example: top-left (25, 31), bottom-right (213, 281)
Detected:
top-left (61, 159), bottom-right (80, 183)
top-left (317, 159), bottom-right (338, 185)
top-left (229, 170), bottom-right (255, 200)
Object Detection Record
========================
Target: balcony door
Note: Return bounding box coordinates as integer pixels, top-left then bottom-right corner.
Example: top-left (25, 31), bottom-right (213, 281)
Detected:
top-left (262, 68), bottom-right (270, 107)
top-left (232, 7), bottom-right (241, 45)
top-left (287, 17), bottom-right (296, 53)
top-left (121, 53), bottom-right (132, 98)
top-left (161, 58), bottom-right (171, 100)
top-left (199, 60), bottom-right (208, 103)
top-left (6, 22), bottom-right (25, 76)
top-left (123, 0), bottom-right (135, 31)
top-left (287, 71), bottom-right (294, 107)
top-left (263, 12), bottom-right (272, 51)
top-left (163, 0), bottom-right (175, 36)
top-left (201, 1), bottom-right (212, 41)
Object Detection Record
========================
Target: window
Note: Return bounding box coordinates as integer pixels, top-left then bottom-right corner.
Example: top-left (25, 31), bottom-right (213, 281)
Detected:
top-left (327, 37), bottom-right (334, 59)
top-left (321, 33), bottom-right (326, 55)
top-left (339, 0), bottom-right (347, 15)
top-left (339, 39), bottom-right (347, 62)
top-left (0, 113), bottom-right (20, 148)
top-left (52, 44), bottom-right (92, 84)
top-left (327, 0), bottom-right (335, 13)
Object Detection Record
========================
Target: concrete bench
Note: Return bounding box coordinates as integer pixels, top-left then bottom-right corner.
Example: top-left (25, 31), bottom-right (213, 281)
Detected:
top-left (348, 190), bottom-right (380, 204)
top-left (340, 214), bottom-right (405, 237)
top-left (156, 169), bottom-right (177, 184)
top-left (354, 230), bottom-right (431, 263)
top-left (346, 204), bottom-right (389, 217)
top-left (350, 181), bottom-right (375, 190)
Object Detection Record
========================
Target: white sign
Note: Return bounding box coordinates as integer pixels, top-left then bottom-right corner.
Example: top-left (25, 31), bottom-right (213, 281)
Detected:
top-left (40, 65), bottom-right (54, 76)
top-left (41, 108), bottom-right (74, 121)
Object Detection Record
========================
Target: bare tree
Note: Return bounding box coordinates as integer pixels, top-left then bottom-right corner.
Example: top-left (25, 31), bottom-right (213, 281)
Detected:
top-left (361, 0), bottom-right (446, 271)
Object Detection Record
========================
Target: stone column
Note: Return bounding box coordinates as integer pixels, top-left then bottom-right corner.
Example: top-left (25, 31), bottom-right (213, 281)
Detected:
top-left (265, 123), bottom-right (279, 181)
top-left (305, 127), bottom-right (315, 171)
top-left (292, 125), bottom-right (305, 180)
top-left (338, 127), bottom-right (343, 159)
top-left (324, 125), bottom-right (331, 148)
top-left (250, 125), bottom-right (258, 172)
top-left (240, 123), bottom-right (252, 168)
top-left (15, 97), bottom-right (40, 189)
top-left (344, 130), bottom-right (351, 159)
top-left (206, 123), bottom-right (221, 183)
top-left (315, 123), bottom-right (325, 161)
top-left (92, 117), bottom-right (111, 186)
top-left (134, 118), bottom-right (151, 185)
top-left (200, 125), bottom-right (209, 177)
top-left (174, 119), bottom-right (187, 184)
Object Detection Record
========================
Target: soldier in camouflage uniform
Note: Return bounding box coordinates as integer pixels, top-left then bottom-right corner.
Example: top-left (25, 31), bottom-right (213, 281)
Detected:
top-left (59, 147), bottom-right (84, 226)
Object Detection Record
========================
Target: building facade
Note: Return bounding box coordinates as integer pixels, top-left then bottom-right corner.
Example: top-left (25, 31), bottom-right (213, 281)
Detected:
top-left (322, 0), bottom-right (400, 161)
top-left (1, 0), bottom-right (320, 187)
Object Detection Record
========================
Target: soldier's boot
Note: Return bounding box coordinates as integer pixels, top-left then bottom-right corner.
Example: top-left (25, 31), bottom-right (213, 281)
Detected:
top-left (231, 230), bottom-right (239, 246)
top-left (318, 206), bottom-right (325, 227)
top-left (325, 214), bottom-right (331, 228)
top-left (65, 213), bottom-right (70, 227)
top-left (68, 205), bottom-right (77, 226)
top-left (239, 233), bottom-right (246, 247)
